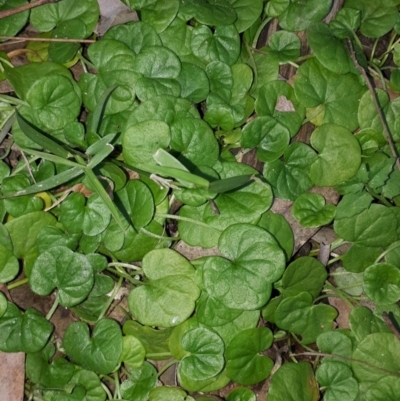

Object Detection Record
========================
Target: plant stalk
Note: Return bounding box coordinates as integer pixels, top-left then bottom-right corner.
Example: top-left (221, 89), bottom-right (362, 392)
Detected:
top-left (0, 0), bottom-right (60, 19)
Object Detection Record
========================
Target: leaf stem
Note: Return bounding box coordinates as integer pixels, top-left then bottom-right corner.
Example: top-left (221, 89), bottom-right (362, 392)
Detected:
top-left (0, 0), bottom-right (59, 19)
top-left (106, 267), bottom-right (144, 286)
top-left (157, 359), bottom-right (178, 377)
top-left (0, 94), bottom-right (28, 106)
top-left (252, 17), bottom-right (272, 48)
top-left (155, 213), bottom-right (222, 232)
top-left (46, 293), bottom-right (59, 320)
top-left (100, 382), bottom-right (113, 400)
top-left (365, 184), bottom-right (393, 208)
top-left (290, 351), bottom-right (400, 377)
top-left (97, 276), bottom-right (124, 321)
top-left (374, 240), bottom-right (400, 264)
top-left (346, 39), bottom-right (400, 172)
top-left (113, 371), bottom-right (121, 399)
top-left (140, 227), bottom-right (179, 241)
top-left (108, 262), bottom-right (143, 272)
top-left (7, 277), bottom-right (28, 290)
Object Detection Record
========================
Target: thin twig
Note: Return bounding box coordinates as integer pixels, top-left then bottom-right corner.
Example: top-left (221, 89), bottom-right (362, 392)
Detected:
top-left (346, 39), bottom-right (400, 172)
top-left (0, 36), bottom-right (96, 44)
top-left (0, 0), bottom-right (59, 19)
top-left (382, 312), bottom-right (400, 341)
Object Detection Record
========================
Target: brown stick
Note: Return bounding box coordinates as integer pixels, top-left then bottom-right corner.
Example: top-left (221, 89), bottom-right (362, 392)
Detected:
top-left (0, 36), bottom-right (96, 44)
top-left (0, 0), bottom-right (60, 19)
top-left (382, 312), bottom-right (400, 341)
top-left (346, 39), bottom-right (400, 173)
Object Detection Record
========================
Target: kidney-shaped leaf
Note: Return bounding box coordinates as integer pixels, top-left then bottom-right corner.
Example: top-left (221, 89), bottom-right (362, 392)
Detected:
top-left (352, 333), bottom-right (400, 382)
top-left (128, 249), bottom-right (200, 327)
top-left (310, 124), bottom-right (361, 187)
top-left (226, 327), bottom-right (274, 385)
top-left (363, 263), bottom-right (400, 304)
top-left (63, 318), bottom-right (122, 375)
top-left (268, 362), bottom-right (319, 401)
top-left (123, 120), bottom-right (171, 167)
top-left (120, 361), bottom-right (158, 401)
top-left (29, 246), bottom-right (94, 307)
top-left (25, 74), bottom-right (81, 131)
top-left (202, 224), bottom-right (285, 310)
top-left (294, 59), bottom-right (365, 131)
top-left (316, 361), bottom-right (359, 401)
top-left (178, 327), bottom-right (225, 381)
top-left (292, 193), bottom-right (336, 227)
top-left (0, 303), bottom-right (53, 353)
top-left (275, 292), bottom-right (337, 344)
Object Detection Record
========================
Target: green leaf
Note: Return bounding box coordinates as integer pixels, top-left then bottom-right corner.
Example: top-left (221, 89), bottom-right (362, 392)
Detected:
top-left (352, 333), bottom-right (400, 382)
top-left (170, 117), bottom-right (219, 168)
top-left (316, 361), bottom-right (359, 401)
top-left (275, 292), bottom-right (337, 344)
top-left (226, 0), bottom-right (263, 32)
top-left (0, 0), bottom-right (29, 37)
top-left (267, 31), bottom-right (301, 63)
top-left (120, 362), bottom-right (158, 401)
top-left (48, 19), bottom-right (86, 63)
top-left (0, 303), bottom-right (53, 353)
top-left (358, 89), bottom-right (400, 142)
top-left (16, 111), bottom-right (70, 159)
top-left (349, 306), bottom-right (391, 342)
top-left (120, 335), bottom-right (146, 369)
top-left (191, 25), bottom-right (240, 66)
top-left (241, 116), bottom-right (290, 162)
top-left (363, 263), bottom-right (400, 304)
top-left (202, 223), bottom-right (285, 310)
top-left (257, 211), bottom-right (294, 261)
top-left (26, 346), bottom-right (75, 389)
top-left (104, 21), bottom-right (162, 54)
top-left (344, 0), bottom-right (399, 37)
top-left (0, 243), bottom-right (19, 284)
top-left (30, 0), bottom-right (99, 33)
top-left (128, 249), bottom-right (200, 327)
top-left (122, 120), bottom-right (171, 167)
top-left (63, 318), bottom-right (122, 375)
top-left (116, 179), bottom-right (155, 229)
top-left (294, 59), bottom-right (365, 131)
top-left (149, 386), bottom-right (188, 401)
top-left (5, 211), bottom-right (57, 274)
top-left (263, 142), bottom-right (316, 200)
top-left (279, 256), bottom-right (328, 299)
top-left (307, 22), bottom-right (352, 74)
top-left (178, 327), bottom-right (225, 381)
top-left (255, 80), bottom-right (305, 138)
top-left (140, 0), bottom-right (179, 33)
top-left (276, 0), bottom-right (332, 31)
top-left (180, 0), bottom-right (237, 26)
top-left (225, 327), bottom-right (274, 385)
top-left (24, 74), bottom-right (81, 131)
top-left (365, 376), bottom-right (400, 401)
top-left (177, 62), bottom-right (210, 103)
top-left (29, 246), bottom-right (94, 307)
top-left (226, 387), bottom-right (256, 401)
top-left (317, 330), bottom-right (354, 365)
top-left (268, 362), bottom-right (319, 401)
top-left (292, 193), bottom-right (336, 227)
top-left (334, 204), bottom-right (398, 248)
top-left (330, 8), bottom-right (361, 39)
top-left (310, 124), bottom-right (362, 187)
top-left (2, 175), bottom-right (43, 217)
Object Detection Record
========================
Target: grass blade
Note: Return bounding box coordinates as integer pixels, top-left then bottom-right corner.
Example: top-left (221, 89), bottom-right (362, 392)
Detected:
top-left (16, 111), bottom-right (71, 158)
top-left (0, 167), bottom-right (83, 198)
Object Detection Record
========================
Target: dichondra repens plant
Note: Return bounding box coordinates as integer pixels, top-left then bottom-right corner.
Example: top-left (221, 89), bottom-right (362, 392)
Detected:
top-left (1, 0), bottom-right (400, 400)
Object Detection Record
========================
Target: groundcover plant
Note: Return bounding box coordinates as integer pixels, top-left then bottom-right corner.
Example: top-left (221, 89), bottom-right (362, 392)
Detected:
top-left (1, 0), bottom-right (400, 399)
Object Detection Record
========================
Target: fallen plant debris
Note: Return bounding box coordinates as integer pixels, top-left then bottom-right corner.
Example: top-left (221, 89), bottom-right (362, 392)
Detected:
top-left (1, 0), bottom-right (400, 400)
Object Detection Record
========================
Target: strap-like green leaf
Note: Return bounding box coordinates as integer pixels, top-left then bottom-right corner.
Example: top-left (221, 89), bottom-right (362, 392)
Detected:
top-left (16, 111), bottom-right (71, 158)
top-left (0, 167), bottom-right (83, 198)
